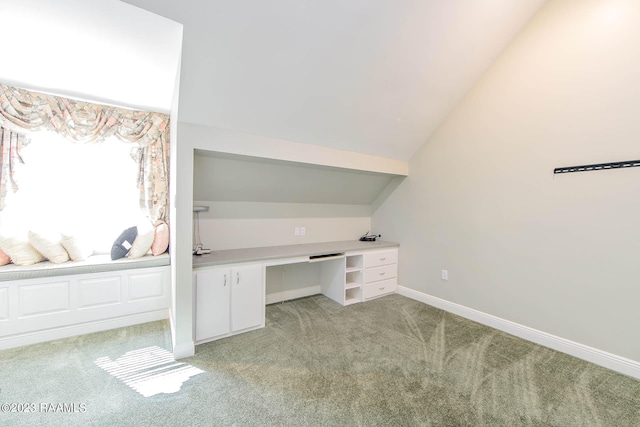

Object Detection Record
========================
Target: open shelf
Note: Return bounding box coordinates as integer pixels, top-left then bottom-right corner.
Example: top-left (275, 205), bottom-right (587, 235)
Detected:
top-left (343, 254), bottom-right (364, 306)
top-left (345, 286), bottom-right (362, 305)
top-left (346, 254), bottom-right (362, 269)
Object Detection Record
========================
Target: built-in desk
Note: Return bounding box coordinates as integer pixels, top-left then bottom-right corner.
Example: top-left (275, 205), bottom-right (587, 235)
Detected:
top-left (192, 240), bottom-right (399, 344)
top-left (192, 240), bottom-right (399, 268)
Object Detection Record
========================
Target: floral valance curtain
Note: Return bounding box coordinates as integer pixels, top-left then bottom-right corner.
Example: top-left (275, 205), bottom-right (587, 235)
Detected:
top-left (0, 127), bottom-right (28, 212)
top-left (0, 83), bottom-right (170, 223)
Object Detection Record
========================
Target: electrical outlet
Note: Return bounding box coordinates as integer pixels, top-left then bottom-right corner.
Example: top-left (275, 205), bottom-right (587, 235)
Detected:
top-left (441, 270), bottom-right (448, 281)
top-left (300, 227), bottom-right (306, 236)
top-left (294, 227), bottom-right (300, 236)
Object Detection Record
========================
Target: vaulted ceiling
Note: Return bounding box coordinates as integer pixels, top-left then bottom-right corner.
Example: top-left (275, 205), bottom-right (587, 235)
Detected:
top-left (122, 0), bottom-right (547, 161)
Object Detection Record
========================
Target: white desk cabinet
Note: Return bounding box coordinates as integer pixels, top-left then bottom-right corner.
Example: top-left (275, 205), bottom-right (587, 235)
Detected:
top-left (193, 241), bottom-right (399, 345)
top-left (194, 264), bottom-right (265, 344)
top-left (362, 248), bottom-right (398, 301)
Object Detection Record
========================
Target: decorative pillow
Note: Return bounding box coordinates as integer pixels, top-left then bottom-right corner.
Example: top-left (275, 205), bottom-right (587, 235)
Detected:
top-left (0, 235), bottom-right (45, 266)
top-left (128, 225), bottom-right (155, 259)
top-left (110, 226), bottom-right (138, 260)
top-left (0, 248), bottom-right (10, 266)
top-left (28, 230), bottom-right (70, 264)
top-left (151, 222), bottom-right (169, 256)
top-left (60, 234), bottom-right (94, 262)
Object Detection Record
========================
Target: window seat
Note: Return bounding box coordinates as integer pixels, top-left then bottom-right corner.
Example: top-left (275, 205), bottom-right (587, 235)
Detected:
top-left (0, 253), bottom-right (171, 350)
top-left (0, 253), bottom-right (170, 282)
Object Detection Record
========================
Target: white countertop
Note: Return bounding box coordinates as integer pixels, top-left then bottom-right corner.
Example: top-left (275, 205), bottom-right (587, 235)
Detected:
top-left (192, 240), bottom-right (399, 268)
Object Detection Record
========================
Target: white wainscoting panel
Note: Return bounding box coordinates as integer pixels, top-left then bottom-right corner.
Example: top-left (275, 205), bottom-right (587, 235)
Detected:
top-left (78, 276), bottom-right (122, 309)
top-left (0, 265), bottom-right (170, 350)
top-left (19, 281), bottom-right (70, 317)
top-left (0, 287), bottom-right (8, 320)
top-left (129, 271), bottom-right (165, 301)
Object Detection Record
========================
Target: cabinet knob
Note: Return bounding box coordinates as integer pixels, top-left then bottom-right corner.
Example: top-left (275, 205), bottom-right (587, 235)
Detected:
top-left (379, 272), bottom-right (385, 276)
top-left (379, 287), bottom-right (385, 291)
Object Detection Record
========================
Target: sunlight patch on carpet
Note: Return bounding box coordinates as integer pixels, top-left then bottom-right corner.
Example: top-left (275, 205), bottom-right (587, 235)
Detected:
top-left (95, 346), bottom-right (204, 397)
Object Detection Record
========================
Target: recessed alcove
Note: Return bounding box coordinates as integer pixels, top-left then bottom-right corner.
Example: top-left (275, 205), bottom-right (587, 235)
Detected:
top-left (192, 149), bottom-right (405, 250)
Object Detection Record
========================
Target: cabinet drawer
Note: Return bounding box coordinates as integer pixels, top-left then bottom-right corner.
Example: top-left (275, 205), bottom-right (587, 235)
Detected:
top-left (364, 249), bottom-right (398, 268)
top-left (363, 279), bottom-right (396, 300)
top-left (364, 264), bottom-right (397, 284)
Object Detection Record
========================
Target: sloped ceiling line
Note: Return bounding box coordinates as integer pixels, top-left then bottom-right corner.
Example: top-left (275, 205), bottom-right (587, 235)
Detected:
top-left (123, 0), bottom-right (547, 161)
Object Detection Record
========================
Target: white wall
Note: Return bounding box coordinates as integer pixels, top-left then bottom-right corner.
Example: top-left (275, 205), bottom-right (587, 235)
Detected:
top-left (194, 207), bottom-right (370, 251)
top-left (193, 201), bottom-right (372, 252)
top-left (0, 0), bottom-right (182, 113)
top-left (373, 0), bottom-right (640, 363)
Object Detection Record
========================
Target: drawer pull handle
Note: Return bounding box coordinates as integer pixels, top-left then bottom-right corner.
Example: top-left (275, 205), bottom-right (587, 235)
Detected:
top-left (237, 272), bottom-right (240, 284)
top-left (379, 287), bottom-right (386, 291)
top-left (379, 272), bottom-right (386, 276)
top-left (224, 275), bottom-right (227, 287)
top-left (380, 257), bottom-right (386, 261)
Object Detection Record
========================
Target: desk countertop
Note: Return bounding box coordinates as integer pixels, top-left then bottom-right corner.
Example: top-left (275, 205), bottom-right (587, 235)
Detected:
top-left (192, 240), bottom-right (399, 268)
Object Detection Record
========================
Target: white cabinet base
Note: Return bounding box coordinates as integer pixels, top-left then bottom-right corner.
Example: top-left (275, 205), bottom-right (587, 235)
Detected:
top-left (193, 244), bottom-right (399, 346)
top-left (0, 266), bottom-right (170, 350)
top-left (320, 248), bottom-right (398, 306)
top-left (193, 264), bottom-right (265, 345)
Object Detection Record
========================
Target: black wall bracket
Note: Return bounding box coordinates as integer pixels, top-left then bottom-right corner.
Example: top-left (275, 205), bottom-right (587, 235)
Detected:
top-left (554, 160), bottom-right (640, 174)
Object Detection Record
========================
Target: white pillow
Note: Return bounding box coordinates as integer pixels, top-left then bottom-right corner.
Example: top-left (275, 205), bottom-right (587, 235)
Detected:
top-left (28, 230), bottom-right (70, 264)
top-left (128, 225), bottom-right (155, 259)
top-left (60, 234), bottom-right (94, 262)
top-left (0, 235), bottom-right (45, 266)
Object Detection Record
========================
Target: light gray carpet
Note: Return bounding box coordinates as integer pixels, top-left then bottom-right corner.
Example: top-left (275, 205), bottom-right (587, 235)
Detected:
top-left (1, 294), bottom-right (639, 426)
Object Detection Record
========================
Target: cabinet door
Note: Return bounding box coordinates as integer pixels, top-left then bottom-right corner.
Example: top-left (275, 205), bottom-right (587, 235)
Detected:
top-left (195, 269), bottom-right (230, 341)
top-left (231, 265), bottom-right (264, 333)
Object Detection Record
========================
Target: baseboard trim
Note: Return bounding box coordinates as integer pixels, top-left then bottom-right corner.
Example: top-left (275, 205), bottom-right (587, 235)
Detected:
top-left (266, 285), bottom-right (321, 305)
top-left (0, 309), bottom-right (170, 351)
top-left (173, 340), bottom-right (195, 360)
top-left (397, 286), bottom-right (640, 380)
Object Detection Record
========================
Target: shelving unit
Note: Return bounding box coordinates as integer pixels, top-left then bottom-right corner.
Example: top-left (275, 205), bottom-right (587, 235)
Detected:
top-left (308, 246), bottom-right (399, 307)
top-left (344, 254), bottom-right (363, 305)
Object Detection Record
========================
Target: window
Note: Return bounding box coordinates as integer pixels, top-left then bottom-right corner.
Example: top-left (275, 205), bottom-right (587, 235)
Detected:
top-left (2, 130), bottom-right (147, 254)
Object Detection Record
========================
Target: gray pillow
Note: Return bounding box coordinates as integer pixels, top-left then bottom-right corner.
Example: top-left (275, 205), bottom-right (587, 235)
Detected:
top-left (111, 226), bottom-right (138, 260)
